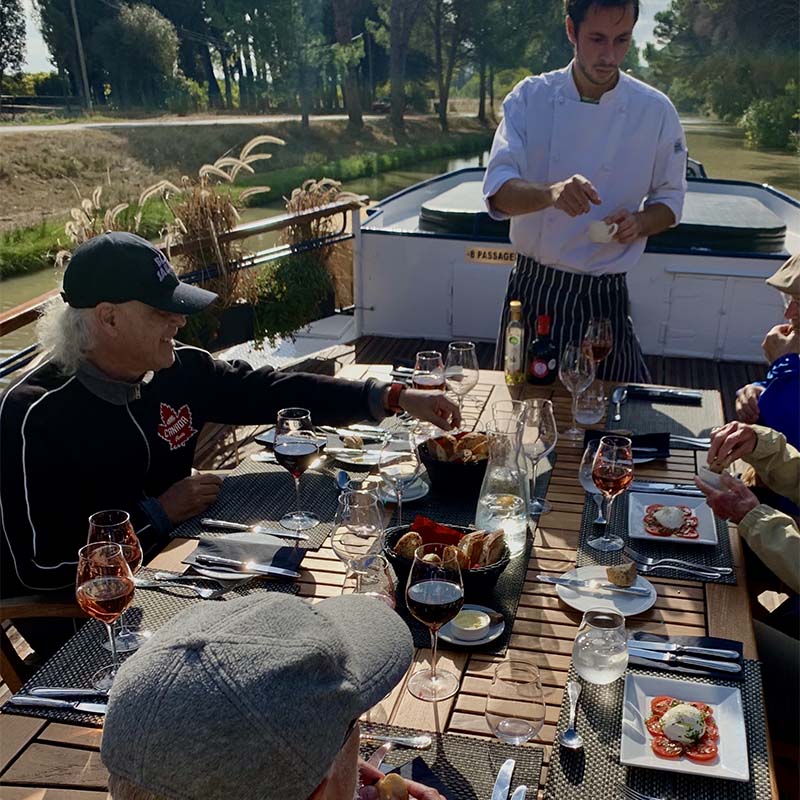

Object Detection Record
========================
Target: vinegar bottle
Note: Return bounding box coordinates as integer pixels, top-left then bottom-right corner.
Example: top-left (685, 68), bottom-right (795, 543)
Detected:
top-left (504, 300), bottom-right (525, 386)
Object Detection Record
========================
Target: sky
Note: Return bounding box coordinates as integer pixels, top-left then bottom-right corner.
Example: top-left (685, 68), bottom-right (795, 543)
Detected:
top-left (21, 0), bottom-right (672, 73)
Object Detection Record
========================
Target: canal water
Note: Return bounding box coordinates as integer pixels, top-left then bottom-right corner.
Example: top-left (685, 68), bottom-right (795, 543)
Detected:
top-left (2, 119), bottom-right (798, 382)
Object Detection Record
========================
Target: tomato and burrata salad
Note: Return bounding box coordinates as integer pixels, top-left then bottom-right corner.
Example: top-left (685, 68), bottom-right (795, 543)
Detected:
top-left (644, 504), bottom-right (700, 539)
top-left (646, 696), bottom-right (719, 762)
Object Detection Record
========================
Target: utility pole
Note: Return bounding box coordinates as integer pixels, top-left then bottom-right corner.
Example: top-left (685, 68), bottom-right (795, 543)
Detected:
top-left (69, 0), bottom-right (92, 113)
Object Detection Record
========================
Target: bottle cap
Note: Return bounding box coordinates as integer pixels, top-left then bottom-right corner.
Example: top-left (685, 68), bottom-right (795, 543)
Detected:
top-left (509, 300), bottom-right (522, 321)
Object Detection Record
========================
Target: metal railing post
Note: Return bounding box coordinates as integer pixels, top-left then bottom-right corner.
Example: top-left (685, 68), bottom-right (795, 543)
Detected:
top-left (351, 207), bottom-right (364, 339)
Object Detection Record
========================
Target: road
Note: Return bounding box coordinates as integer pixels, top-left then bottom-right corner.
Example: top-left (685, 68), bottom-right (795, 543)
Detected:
top-left (0, 113), bottom-right (389, 135)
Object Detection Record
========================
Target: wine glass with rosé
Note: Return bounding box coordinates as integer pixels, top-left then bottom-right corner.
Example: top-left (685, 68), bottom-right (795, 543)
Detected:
top-left (75, 542), bottom-right (135, 691)
top-left (589, 435), bottom-right (633, 552)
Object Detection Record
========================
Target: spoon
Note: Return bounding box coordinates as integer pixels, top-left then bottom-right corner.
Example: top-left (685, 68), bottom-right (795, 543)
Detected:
top-left (558, 680), bottom-right (584, 750)
top-left (610, 387), bottom-right (627, 422)
top-left (336, 470), bottom-right (350, 491)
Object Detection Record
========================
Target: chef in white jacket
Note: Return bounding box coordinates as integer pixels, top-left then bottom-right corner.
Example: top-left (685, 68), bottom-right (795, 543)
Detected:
top-left (484, 0), bottom-right (687, 382)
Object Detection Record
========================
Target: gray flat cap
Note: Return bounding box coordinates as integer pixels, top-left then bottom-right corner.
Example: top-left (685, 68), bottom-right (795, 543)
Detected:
top-left (101, 593), bottom-right (413, 800)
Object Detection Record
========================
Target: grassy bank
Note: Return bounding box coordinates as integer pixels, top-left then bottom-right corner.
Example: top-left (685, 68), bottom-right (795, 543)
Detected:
top-left (0, 117), bottom-right (493, 279)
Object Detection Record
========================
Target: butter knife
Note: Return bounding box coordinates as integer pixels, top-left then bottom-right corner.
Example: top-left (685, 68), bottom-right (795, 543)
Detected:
top-left (201, 519), bottom-right (309, 541)
top-left (537, 574), bottom-right (652, 597)
top-left (194, 554), bottom-right (300, 578)
top-left (6, 696), bottom-right (108, 714)
top-left (628, 646), bottom-right (741, 672)
top-left (28, 687), bottom-right (108, 698)
top-left (627, 640), bottom-right (739, 660)
top-left (491, 759), bottom-right (515, 800)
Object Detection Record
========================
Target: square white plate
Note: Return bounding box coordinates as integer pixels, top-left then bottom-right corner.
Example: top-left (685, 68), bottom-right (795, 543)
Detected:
top-left (620, 672), bottom-right (749, 781)
top-left (628, 492), bottom-right (717, 546)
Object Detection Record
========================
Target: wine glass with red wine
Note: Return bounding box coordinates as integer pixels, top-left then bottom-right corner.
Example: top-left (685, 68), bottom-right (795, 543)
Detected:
top-left (75, 542), bottom-right (135, 691)
top-left (589, 435), bottom-right (633, 552)
top-left (87, 510), bottom-right (150, 653)
top-left (405, 543), bottom-right (464, 702)
top-left (275, 408), bottom-right (321, 531)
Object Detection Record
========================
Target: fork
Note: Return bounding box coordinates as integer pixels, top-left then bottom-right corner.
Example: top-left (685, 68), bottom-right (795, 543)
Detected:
top-left (635, 562), bottom-right (722, 579)
top-left (152, 572), bottom-right (227, 588)
top-left (624, 545), bottom-right (732, 575)
top-left (133, 578), bottom-right (221, 600)
top-left (619, 783), bottom-right (664, 800)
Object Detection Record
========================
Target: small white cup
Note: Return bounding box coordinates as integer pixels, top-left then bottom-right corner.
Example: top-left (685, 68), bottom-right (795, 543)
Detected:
top-left (697, 464), bottom-right (726, 489)
top-left (587, 220), bottom-right (619, 243)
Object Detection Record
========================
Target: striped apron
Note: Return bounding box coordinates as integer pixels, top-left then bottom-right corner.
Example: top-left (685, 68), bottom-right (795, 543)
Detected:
top-left (494, 256), bottom-right (651, 383)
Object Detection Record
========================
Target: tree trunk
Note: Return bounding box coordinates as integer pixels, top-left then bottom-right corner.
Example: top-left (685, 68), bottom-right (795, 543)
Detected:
top-left (219, 49), bottom-right (233, 109)
top-left (299, 58), bottom-right (311, 128)
top-left (201, 45), bottom-right (223, 108)
top-left (332, 0), bottom-right (363, 131)
top-left (432, 0), bottom-right (447, 132)
top-left (489, 63), bottom-right (495, 119)
top-left (238, 48), bottom-right (250, 110)
top-left (390, 0), bottom-right (415, 139)
top-left (477, 51), bottom-right (486, 123)
top-left (245, 45), bottom-right (256, 109)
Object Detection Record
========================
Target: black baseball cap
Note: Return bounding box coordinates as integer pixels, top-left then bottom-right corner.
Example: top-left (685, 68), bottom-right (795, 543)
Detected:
top-left (62, 231), bottom-right (217, 314)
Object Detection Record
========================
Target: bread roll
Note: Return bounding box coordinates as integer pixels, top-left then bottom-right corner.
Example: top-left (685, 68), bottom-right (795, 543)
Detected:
top-left (606, 561), bottom-right (637, 587)
top-left (376, 773), bottom-right (409, 800)
top-left (394, 531), bottom-right (422, 559)
top-left (342, 433), bottom-right (364, 450)
top-left (444, 544), bottom-right (469, 570)
top-left (458, 531), bottom-right (487, 567)
top-left (478, 530), bottom-right (506, 566)
top-left (422, 553), bottom-right (442, 565)
top-left (456, 432), bottom-right (489, 460)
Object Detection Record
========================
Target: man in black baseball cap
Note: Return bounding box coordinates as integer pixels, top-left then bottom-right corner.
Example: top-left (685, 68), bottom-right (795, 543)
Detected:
top-left (62, 231), bottom-right (218, 314)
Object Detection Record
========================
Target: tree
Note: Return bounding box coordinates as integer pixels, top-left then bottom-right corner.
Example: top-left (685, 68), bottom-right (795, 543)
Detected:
top-left (426, 0), bottom-right (466, 132)
top-left (0, 0), bottom-right (27, 113)
top-left (332, 0), bottom-right (364, 130)
top-left (388, 0), bottom-right (426, 138)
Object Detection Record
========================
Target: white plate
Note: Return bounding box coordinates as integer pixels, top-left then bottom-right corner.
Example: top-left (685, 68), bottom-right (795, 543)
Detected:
top-left (621, 672), bottom-right (749, 781)
top-left (628, 491), bottom-right (718, 546)
top-left (331, 449), bottom-right (382, 467)
top-left (439, 604), bottom-right (505, 647)
top-left (554, 566), bottom-right (656, 617)
top-left (187, 564), bottom-right (258, 582)
top-left (378, 479), bottom-right (430, 503)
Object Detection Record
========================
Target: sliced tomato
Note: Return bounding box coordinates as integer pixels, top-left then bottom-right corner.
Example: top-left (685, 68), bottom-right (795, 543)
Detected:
top-left (674, 529), bottom-right (700, 538)
top-left (651, 736), bottom-right (683, 759)
top-left (685, 740), bottom-right (718, 762)
top-left (645, 524), bottom-right (673, 537)
top-left (645, 715), bottom-right (664, 736)
top-left (651, 696), bottom-right (677, 716)
top-left (689, 701), bottom-right (714, 718)
top-left (701, 721), bottom-right (719, 742)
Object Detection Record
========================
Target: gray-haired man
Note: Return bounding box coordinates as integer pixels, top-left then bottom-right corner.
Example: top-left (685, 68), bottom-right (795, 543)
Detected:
top-left (102, 592), bottom-right (445, 800)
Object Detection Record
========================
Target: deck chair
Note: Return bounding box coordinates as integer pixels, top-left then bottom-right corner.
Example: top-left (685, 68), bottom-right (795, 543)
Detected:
top-left (0, 595), bottom-right (86, 693)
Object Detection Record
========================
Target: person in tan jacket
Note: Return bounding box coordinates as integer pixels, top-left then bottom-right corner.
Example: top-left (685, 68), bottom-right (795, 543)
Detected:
top-left (695, 421), bottom-right (799, 594)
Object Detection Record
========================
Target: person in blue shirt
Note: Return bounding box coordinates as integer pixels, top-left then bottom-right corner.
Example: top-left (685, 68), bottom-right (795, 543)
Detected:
top-left (736, 253), bottom-right (799, 451)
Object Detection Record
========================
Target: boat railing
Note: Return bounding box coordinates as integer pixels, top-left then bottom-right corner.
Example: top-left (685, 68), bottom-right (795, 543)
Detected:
top-left (0, 196), bottom-right (368, 381)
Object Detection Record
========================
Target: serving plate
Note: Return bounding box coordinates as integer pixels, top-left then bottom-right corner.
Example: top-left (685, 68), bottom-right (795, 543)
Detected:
top-left (620, 672), bottom-right (749, 781)
top-left (628, 491), bottom-right (718, 546)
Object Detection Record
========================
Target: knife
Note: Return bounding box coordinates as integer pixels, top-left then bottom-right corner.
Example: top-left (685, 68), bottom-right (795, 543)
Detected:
top-left (28, 687), bottom-right (108, 699)
top-left (194, 555), bottom-right (301, 578)
top-left (491, 759), bottom-right (515, 800)
top-left (628, 387), bottom-right (703, 401)
top-left (627, 647), bottom-right (741, 673)
top-left (510, 787), bottom-right (527, 800)
top-left (201, 519), bottom-right (309, 541)
top-left (538, 574), bottom-right (652, 597)
top-left (627, 640), bottom-right (739, 660)
top-left (6, 696), bottom-right (108, 714)
top-left (630, 482), bottom-right (704, 496)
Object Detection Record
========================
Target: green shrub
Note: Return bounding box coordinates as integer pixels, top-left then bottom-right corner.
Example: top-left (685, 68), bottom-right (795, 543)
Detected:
top-left (166, 74), bottom-right (209, 115)
top-left (740, 84), bottom-right (799, 151)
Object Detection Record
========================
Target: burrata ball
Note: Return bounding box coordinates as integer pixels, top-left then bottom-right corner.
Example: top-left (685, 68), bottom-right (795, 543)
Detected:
top-left (659, 703), bottom-right (706, 744)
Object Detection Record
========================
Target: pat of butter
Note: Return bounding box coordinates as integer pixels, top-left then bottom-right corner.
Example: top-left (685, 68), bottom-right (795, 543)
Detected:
top-left (453, 611), bottom-right (489, 630)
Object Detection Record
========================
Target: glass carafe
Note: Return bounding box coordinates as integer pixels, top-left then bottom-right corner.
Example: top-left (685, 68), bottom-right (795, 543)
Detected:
top-left (475, 422), bottom-right (529, 557)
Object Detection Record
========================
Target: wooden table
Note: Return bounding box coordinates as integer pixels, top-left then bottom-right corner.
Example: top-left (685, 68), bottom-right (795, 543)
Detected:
top-left (0, 365), bottom-right (775, 799)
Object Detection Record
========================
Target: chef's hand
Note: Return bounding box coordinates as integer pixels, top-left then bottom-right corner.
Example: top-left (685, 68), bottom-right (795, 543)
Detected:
top-left (159, 473), bottom-right (224, 524)
top-left (694, 473), bottom-right (759, 524)
top-left (735, 383), bottom-right (764, 423)
top-left (606, 208), bottom-right (643, 244)
top-left (398, 388), bottom-right (461, 431)
top-left (358, 760), bottom-right (446, 800)
top-left (707, 421), bottom-right (758, 466)
top-left (762, 323), bottom-right (799, 363)
top-left (550, 174), bottom-right (601, 216)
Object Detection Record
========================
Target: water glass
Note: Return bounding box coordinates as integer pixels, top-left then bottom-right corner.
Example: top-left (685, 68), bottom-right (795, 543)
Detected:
top-left (572, 607), bottom-right (628, 685)
top-left (559, 343), bottom-right (595, 440)
top-left (485, 660), bottom-right (545, 744)
top-left (349, 554), bottom-right (396, 608)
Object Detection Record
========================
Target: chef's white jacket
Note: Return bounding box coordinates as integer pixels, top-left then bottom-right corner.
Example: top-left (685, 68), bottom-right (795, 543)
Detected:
top-left (483, 62), bottom-right (687, 274)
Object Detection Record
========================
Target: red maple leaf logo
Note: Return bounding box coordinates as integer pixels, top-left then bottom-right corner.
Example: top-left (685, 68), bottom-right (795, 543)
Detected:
top-left (156, 403), bottom-right (198, 451)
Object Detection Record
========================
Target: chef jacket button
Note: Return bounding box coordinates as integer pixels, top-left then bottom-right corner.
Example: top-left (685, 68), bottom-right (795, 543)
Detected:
top-left (558, 96), bottom-right (565, 104)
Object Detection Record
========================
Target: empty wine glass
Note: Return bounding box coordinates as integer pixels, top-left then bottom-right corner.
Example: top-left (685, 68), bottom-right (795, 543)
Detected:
top-left (87, 510), bottom-right (150, 653)
top-left (275, 408), bottom-right (321, 531)
top-left (572, 607), bottom-right (628, 684)
top-left (75, 542), bottom-right (135, 691)
top-left (406, 543), bottom-right (464, 701)
top-left (491, 399), bottom-right (528, 423)
top-left (559, 343), bottom-right (595, 439)
top-left (574, 381), bottom-right (606, 426)
top-left (331, 491), bottom-right (384, 591)
top-left (522, 399), bottom-right (558, 515)
top-left (485, 660), bottom-right (545, 744)
top-left (378, 430), bottom-right (421, 525)
top-left (579, 441), bottom-right (606, 525)
top-left (589, 435), bottom-right (633, 552)
top-left (444, 341), bottom-right (479, 417)
top-left (350, 554), bottom-right (396, 608)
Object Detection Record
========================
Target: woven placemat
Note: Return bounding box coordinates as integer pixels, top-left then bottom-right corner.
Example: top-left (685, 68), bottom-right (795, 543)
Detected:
top-left (361, 722), bottom-right (542, 798)
top-left (170, 458), bottom-right (338, 549)
top-left (576, 493), bottom-right (736, 584)
top-left (609, 389), bottom-right (723, 443)
top-left (544, 660), bottom-right (770, 800)
top-left (1, 568), bottom-right (298, 728)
